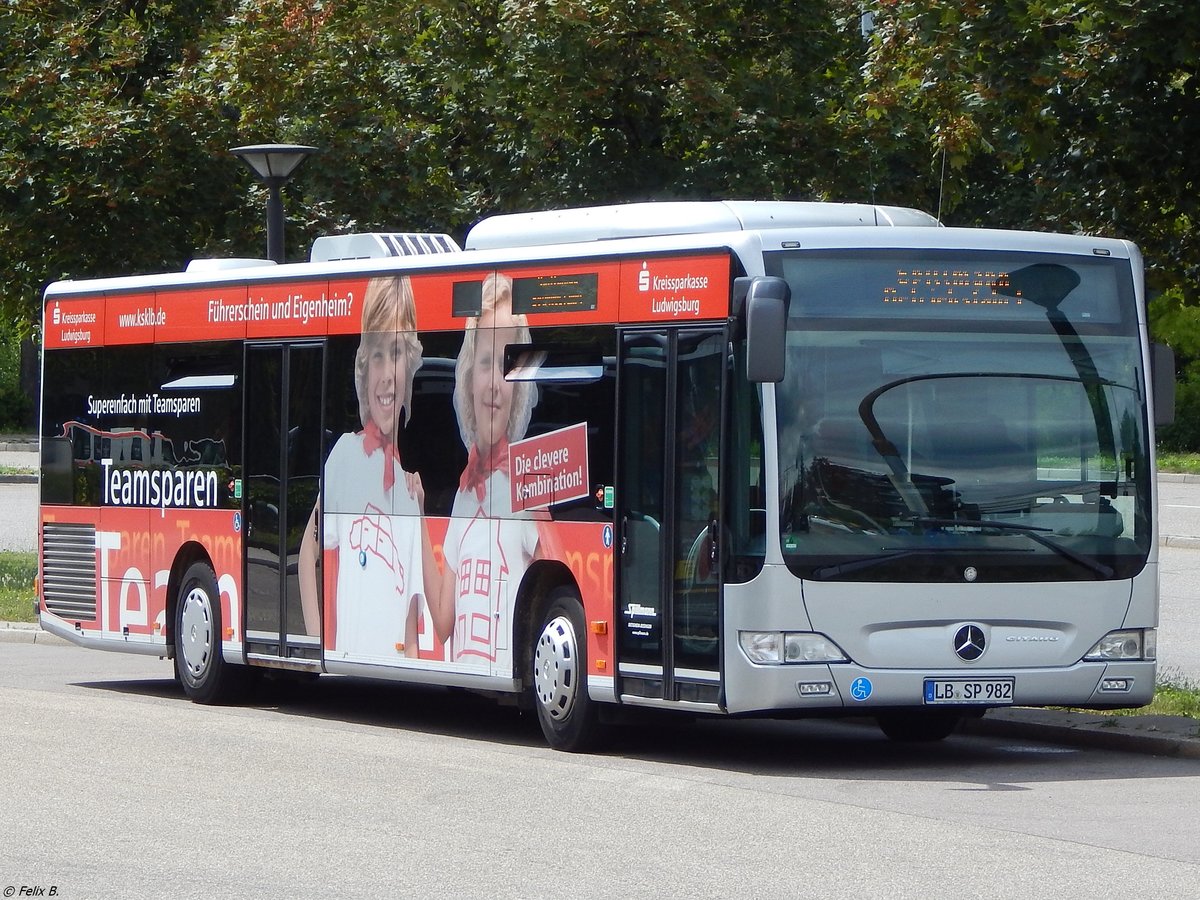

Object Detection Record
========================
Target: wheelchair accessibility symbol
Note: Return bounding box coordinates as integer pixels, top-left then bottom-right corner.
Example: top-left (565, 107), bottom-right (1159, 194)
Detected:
top-left (850, 677), bottom-right (873, 702)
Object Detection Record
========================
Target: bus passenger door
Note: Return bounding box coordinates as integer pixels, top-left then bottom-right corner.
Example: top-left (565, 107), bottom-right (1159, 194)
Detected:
top-left (243, 341), bottom-right (325, 666)
top-left (616, 328), bottom-right (725, 705)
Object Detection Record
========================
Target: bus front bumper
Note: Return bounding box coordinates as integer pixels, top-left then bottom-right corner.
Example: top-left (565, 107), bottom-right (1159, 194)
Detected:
top-left (723, 657), bottom-right (1156, 716)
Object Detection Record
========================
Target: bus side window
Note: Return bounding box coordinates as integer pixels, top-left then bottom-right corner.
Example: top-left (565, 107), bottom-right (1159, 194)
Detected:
top-left (400, 334), bottom-right (467, 519)
top-left (725, 344), bottom-right (766, 583)
top-left (515, 333), bottom-right (617, 522)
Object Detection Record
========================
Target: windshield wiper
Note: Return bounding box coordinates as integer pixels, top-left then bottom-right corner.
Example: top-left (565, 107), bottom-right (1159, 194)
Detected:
top-left (811, 549), bottom-right (938, 581)
top-left (910, 516), bottom-right (1114, 579)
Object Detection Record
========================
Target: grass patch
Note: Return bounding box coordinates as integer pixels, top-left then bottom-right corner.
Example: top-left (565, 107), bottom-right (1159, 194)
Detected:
top-left (1145, 679), bottom-right (1200, 719)
top-left (1157, 450), bottom-right (1200, 474)
top-left (0, 551), bottom-right (37, 623)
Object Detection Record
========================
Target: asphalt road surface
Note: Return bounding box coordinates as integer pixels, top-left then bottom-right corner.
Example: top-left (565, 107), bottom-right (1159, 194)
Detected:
top-left (0, 481), bottom-right (36, 553)
top-left (2, 642), bottom-right (1199, 899)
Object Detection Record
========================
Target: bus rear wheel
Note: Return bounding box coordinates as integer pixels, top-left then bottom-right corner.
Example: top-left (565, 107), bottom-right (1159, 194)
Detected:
top-left (532, 588), bottom-right (601, 752)
top-left (174, 561), bottom-right (250, 704)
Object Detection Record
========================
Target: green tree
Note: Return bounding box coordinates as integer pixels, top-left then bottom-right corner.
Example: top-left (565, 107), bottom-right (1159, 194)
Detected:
top-left (851, 0), bottom-right (1198, 444)
top-left (188, 0), bottom-right (868, 238)
top-left (852, 0), bottom-right (1197, 297)
top-left (4, 0), bottom-right (1196, 450)
top-left (0, 1), bottom-right (252, 333)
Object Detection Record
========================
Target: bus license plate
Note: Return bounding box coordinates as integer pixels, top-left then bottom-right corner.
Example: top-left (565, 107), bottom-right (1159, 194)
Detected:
top-left (924, 678), bottom-right (1014, 705)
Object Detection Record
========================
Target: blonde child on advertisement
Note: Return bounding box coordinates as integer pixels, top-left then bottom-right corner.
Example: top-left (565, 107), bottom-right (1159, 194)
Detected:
top-left (299, 275), bottom-right (439, 662)
top-left (423, 273), bottom-right (549, 668)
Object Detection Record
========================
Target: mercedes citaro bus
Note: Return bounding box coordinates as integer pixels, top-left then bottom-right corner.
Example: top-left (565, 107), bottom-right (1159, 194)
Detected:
top-left (38, 201), bottom-right (1173, 749)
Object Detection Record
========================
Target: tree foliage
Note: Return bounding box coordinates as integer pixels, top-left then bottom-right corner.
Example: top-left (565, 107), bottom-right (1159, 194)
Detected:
top-left (0, 1), bottom-right (246, 331)
top-left (854, 1), bottom-right (1198, 445)
top-left (1, 0), bottom-right (1197, 438)
top-left (856, 1), bottom-right (1197, 289)
top-left (178, 0), bottom-right (866, 237)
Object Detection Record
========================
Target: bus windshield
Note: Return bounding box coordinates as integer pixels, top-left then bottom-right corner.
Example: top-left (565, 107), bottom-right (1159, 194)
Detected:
top-left (769, 248), bottom-right (1151, 582)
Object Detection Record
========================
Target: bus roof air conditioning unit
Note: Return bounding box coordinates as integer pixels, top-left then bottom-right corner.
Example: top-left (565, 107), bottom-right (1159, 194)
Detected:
top-left (465, 200), bottom-right (939, 250)
top-left (310, 232), bottom-right (461, 262)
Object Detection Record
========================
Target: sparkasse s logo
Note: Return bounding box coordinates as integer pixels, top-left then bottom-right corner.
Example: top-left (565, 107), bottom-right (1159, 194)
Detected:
top-left (52, 303), bottom-right (61, 325)
top-left (638, 262), bottom-right (650, 292)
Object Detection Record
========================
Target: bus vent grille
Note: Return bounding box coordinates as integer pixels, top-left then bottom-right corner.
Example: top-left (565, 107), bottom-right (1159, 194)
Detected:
top-left (41, 522), bottom-right (98, 621)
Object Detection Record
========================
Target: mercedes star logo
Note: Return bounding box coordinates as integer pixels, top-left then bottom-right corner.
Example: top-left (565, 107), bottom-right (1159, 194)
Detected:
top-left (954, 624), bottom-right (986, 662)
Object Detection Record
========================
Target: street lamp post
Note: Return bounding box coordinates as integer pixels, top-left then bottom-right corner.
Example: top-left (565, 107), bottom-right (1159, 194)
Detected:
top-left (230, 144), bottom-right (318, 264)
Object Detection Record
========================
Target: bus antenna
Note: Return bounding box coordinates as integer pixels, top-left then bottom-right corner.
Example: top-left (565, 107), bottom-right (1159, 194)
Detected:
top-left (936, 146), bottom-right (948, 224)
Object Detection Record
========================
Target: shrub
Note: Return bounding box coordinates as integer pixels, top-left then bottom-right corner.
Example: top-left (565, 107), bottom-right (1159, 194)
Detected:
top-left (0, 383), bottom-right (31, 431)
top-left (1157, 375), bottom-right (1200, 452)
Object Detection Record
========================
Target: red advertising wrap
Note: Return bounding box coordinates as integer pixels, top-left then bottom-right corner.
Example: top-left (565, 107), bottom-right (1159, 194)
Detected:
top-left (39, 245), bottom-right (732, 715)
top-left (245, 280), bottom-right (361, 338)
top-left (509, 423), bottom-right (590, 513)
top-left (44, 250), bottom-right (733, 348)
top-left (619, 253), bottom-right (731, 322)
top-left (329, 517), bottom-right (616, 676)
top-left (44, 296), bottom-right (105, 349)
top-left (40, 506), bottom-right (245, 650)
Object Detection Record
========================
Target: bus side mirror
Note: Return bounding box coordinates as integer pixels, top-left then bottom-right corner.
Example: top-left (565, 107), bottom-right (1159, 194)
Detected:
top-left (745, 276), bottom-right (790, 383)
top-left (1152, 342), bottom-right (1176, 427)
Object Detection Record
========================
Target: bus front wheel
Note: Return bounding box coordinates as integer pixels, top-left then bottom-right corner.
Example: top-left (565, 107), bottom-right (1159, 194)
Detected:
top-left (174, 561), bottom-right (249, 704)
top-left (531, 588), bottom-right (601, 752)
top-left (876, 710), bottom-right (962, 743)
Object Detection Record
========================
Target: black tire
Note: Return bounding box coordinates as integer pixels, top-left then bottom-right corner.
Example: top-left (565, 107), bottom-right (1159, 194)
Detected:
top-left (876, 710), bottom-right (962, 743)
top-left (174, 561), bottom-right (250, 704)
top-left (531, 587), bottom-right (602, 752)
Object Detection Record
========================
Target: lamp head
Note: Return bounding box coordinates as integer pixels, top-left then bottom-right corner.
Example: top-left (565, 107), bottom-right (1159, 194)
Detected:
top-left (230, 144), bottom-right (318, 184)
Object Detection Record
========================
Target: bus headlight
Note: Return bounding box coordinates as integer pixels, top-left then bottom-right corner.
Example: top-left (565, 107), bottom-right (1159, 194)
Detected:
top-left (1083, 628), bottom-right (1156, 662)
top-left (739, 631), bottom-right (849, 665)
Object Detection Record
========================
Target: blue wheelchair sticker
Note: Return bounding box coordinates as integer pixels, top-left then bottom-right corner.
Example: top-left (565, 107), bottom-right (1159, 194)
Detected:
top-left (602, 525), bottom-right (613, 549)
top-left (850, 677), bottom-right (873, 702)
top-left (233, 512), bottom-right (242, 533)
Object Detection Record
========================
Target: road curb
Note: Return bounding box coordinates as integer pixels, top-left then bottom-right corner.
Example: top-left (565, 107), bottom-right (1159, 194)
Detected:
top-left (965, 708), bottom-right (1200, 759)
top-left (1158, 472), bottom-right (1200, 484)
top-left (0, 621), bottom-right (69, 646)
top-left (1162, 534), bottom-right (1200, 549)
